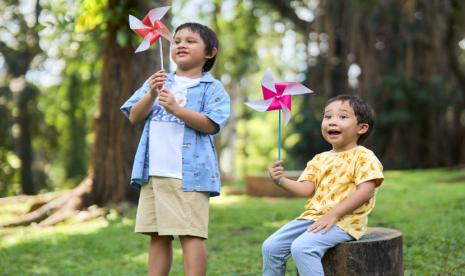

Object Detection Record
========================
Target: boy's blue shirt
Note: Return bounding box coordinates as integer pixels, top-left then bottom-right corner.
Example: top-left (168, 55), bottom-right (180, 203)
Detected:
top-left (120, 72), bottom-right (230, 196)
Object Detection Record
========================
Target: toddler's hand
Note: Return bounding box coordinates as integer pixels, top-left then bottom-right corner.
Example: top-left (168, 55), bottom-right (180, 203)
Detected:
top-left (268, 160), bottom-right (284, 185)
top-left (307, 213), bottom-right (339, 234)
top-left (149, 70), bottom-right (167, 98)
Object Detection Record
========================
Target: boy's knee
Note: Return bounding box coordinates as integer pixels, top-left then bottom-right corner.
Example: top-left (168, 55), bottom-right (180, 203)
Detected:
top-left (262, 238), bottom-right (279, 257)
top-left (290, 241), bottom-right (320, 261)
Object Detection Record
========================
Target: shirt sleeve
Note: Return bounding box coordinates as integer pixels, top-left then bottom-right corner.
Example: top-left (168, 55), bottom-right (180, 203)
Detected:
top-left (355, 150), bottom-right (384, 186)
top-left (297, 155), bottom-right (320, 184)
top-left (120, 80), bottom-right (150, 119)
top-left (200, 81), bottom-right (231, 135)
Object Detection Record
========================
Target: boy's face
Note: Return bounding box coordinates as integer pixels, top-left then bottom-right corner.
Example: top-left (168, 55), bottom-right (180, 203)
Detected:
top-left (321, 100), bottom-right (369, 152)
top-left (171, 28), bottom-right (216, 72)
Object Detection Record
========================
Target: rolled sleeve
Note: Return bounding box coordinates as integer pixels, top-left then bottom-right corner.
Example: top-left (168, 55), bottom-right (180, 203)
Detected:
top-left (201, 81), bottom-right (230, 134)
top-left (120, 80), bottom-right (150, 118)
top-left (355, 151), bottom-right (384, 187)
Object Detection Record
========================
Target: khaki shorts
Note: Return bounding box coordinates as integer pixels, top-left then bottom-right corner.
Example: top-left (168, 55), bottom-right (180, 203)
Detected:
top-left (135, 176), bottom-right (210, 239)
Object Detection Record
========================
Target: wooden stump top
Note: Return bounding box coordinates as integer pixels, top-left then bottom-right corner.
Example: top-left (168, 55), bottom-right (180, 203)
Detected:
top-left (346, 227), bottom-right (402, 244)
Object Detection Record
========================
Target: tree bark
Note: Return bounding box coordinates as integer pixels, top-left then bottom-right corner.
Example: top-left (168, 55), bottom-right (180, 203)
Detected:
top-left (322, 228), bottom-right (403, 276)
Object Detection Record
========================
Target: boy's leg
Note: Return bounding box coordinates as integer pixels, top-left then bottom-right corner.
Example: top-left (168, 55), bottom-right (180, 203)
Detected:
top-left (290, 224), bottom-right (353, 276)
top-left (148, 233), bottom-right (173, 276)
top-left (262, 219), bottom-right (312, 276)
top-left (180, 235), bottom-right (207, 276)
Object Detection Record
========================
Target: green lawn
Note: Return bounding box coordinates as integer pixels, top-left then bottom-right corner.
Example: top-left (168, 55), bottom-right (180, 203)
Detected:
top-left (1, 168), bottom-right (465, 275)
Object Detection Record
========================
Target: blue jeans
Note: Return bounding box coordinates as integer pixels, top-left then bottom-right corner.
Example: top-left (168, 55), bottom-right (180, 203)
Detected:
top-left (262, 219), bottom-right (353, 276)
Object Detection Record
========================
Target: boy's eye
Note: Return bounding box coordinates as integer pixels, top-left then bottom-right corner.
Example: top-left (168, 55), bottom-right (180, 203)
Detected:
top-left (324, 115), bottom-right (331, 119)
top-left (340, 115), bottom-right (348, 119)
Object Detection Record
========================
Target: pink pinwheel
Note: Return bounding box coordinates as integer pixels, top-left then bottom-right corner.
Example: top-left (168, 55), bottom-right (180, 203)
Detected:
top-left (245, 69), bottom-right (313, 125)
top-left (129, 6), bottom-right (173, 69)
top-left (245, 69), bottom-right (314, 159)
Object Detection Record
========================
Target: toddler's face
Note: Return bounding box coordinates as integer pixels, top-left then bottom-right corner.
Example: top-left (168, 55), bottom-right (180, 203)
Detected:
top-left (171, 28), bottom-right (212, 71)
top-left (321, 100), bottom-right (368, 152)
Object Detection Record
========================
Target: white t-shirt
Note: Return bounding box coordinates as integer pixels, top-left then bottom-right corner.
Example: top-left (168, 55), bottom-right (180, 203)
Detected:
top-left (148, 75), bottom-right (200, 179)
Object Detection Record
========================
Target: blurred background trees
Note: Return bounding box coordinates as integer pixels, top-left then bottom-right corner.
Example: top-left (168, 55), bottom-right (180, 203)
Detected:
top-left (1, 0), bottom-right (464, 201)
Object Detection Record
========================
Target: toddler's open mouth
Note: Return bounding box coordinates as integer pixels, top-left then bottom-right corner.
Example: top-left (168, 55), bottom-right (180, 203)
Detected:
top-left (328, 130), bottom-right (341, 136)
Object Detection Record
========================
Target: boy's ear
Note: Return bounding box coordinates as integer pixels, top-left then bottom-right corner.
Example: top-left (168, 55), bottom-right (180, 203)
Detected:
top-left (357, 123), bottom-right (369, 135)
top-left (205, 47), bottom-right (218, 59)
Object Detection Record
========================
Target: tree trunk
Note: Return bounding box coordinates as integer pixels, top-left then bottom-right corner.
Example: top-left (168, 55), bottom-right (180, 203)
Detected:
top-left (83, 0), bottom-right (167, 206)
top-left (17, 86), bottom-right (36, 195)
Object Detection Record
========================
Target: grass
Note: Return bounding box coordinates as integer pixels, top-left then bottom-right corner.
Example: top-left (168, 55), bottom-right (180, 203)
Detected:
top-left (1, 168), bottom-right (465, 275)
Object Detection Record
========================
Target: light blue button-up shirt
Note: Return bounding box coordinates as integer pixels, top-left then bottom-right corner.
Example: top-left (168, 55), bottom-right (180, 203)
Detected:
top-left (120, 72), bottom-right (230, 196)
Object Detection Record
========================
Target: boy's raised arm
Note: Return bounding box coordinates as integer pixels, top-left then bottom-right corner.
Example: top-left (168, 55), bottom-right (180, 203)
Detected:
top-left (128, 70), bottom-right (165, 124)
top-left (268, 160), bottom-right (316, 197)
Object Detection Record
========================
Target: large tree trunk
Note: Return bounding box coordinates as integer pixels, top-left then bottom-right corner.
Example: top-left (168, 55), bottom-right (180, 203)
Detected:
top-left (84, 0), bottom-right (169, 206)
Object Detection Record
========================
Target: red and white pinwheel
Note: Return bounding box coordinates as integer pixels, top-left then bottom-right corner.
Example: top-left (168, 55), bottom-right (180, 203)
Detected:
top-left (129, 6), bottom-right (173, 53)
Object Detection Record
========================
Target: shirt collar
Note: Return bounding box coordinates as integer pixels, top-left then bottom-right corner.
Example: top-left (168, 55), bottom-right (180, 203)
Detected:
top-left (167, 71), bottom-right (214, 83)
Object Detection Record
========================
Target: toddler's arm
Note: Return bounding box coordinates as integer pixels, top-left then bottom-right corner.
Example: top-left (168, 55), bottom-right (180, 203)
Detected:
top-left (308, 180), bottom-right (376, 233)
top-left (268, 160), bottom-right (315, 197)
top-left (129, 70), bottom-right (166, 124)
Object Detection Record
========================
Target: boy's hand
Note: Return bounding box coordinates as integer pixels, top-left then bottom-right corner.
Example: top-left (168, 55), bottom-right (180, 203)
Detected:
top-left (159, 88), bottom-right (181, 115)
top-left (268, 160), bottom-right (285, 185)
top-left (149, 70), bottom-right (167, 98)
top-left (307, 213), bottom-right (339, 234)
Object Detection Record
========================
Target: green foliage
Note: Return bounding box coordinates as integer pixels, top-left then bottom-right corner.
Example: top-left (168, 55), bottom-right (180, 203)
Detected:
top-left (1, 169), bottom-right (465, 274)
top-left (0, 86), bottom-right (16, 195)
top-left (370, 74), bottom-right (452, 168)
top-left (36, 1), bottom-right (102, 189)
top-left (75, 0), bottom-right (108, 33)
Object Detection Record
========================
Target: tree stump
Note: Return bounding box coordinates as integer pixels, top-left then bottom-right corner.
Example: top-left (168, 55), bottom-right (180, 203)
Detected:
top-left (321, 227), bottom-right (403, 276)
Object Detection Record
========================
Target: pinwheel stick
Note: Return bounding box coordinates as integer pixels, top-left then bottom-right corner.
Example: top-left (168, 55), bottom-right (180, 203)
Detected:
top-left (278, 109), bottom-right (282, 160)
top-left (159, 39), bottom-right (164, 70)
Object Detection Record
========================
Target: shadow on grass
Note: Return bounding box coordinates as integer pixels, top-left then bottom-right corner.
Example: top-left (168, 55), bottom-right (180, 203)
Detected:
top-left (0, 217), bottom-right (148, 276)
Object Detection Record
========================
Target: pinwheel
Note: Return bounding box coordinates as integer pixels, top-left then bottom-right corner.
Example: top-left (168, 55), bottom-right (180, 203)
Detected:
top-left (245, 69), bottom-right (314, 159)
top-left (129, 6), bottom-right (173, 69)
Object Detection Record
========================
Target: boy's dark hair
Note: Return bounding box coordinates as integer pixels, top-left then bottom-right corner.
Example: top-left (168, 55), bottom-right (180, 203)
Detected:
top-left (175, 22), bottom-right (219, 72)
top-left (325, 94), bottom-right (375, 144)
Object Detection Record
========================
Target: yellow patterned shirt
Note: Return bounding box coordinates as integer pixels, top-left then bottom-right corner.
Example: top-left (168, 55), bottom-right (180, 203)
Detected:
top-left (297, 146), bottom-right (384, 239)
